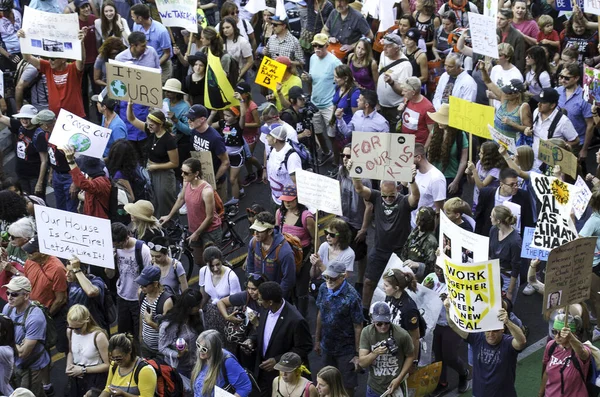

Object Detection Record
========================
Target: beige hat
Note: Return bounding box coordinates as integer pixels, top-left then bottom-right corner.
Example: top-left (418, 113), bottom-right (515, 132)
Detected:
top-left (249, 220), bottom-right (275, 232)
top-left (162, 78), bottom-right (185, 95)
top-left (311, 33), bottom-right (329, 46)
top-left (124, 200), bottom-right (158, 223)
top-left (10, 388), bottom-right (36, 397)
top-left (427, 104), bottom-right (450, 126)
top-left (3, 276), bottom-right (32, 293)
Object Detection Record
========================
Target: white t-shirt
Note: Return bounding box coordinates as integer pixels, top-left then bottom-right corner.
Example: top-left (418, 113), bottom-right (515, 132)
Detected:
top-left (216, 19), bottom-right (254, 42)
top-left (489, 64), bottom-right (524, 109)
top-left (377, 54), bottom-right (413, 107)
top-left (199, 266), bottom-right (242, 304)
top-left (532, 108), bottom-right (579, 171)
top-left (526, 70), bottom-right (551, 96)
top-left (116, 241), bottom-right (152, 301)
top-left (224, 36), bottom-right (252, 69)
top-left (317, 242), bottom-right (356, 272)
top-left (266, 142), bottom-right (302, 204)
top-left (411, 166), bottom-right (446, 228)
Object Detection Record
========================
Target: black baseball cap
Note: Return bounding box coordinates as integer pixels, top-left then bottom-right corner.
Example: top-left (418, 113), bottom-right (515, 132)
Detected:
top-left (288, 86), bottom-right (307, 101)
top-left (187, 104), bottom-right (209, 120)
top-left (534, 88), bottom-right (559, 104)
top-left (235, 82), bottom-right (251, 94)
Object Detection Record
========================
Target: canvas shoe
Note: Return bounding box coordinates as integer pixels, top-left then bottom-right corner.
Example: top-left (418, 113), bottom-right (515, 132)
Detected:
top-left (522, 283), bottom-right (536, 296)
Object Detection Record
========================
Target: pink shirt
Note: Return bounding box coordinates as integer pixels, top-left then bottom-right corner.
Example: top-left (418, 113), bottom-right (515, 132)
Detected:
top-left (184, 181), bottom-right (222, 233)
top-left (543, 341), bottom-right (591, 397)
top-left (513, 20), bottom-right (539, 39)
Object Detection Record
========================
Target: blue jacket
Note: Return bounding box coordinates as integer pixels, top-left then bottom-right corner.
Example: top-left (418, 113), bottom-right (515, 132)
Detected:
top-left (246, 230), bottom-right (296, 298)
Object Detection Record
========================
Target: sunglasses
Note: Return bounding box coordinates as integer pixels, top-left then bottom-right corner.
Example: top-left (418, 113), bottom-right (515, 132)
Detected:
top-left (196, 343), bottom-right (209, 353)
top-left (341, 154), bottom-right (351, 159)
top-left (147, 242), bottom-right (168, 252)
top-left (323, 275), bottom-right (341, 282)
top-left (360, 35), bottom-right (372, 43)
top-left (381, 195), bottom-right (396, 199)
top-left (181, 170), bottom-right (191, 176)
top-left (6, 291), bottom-right (23, 298)
top-left (374, 322), bottom-right (390, 327)
top-left (558, 75), bottom-right (572, 80)
top-left (312, 44), bottom-right (325, 48)
top-left (324, 230), bottom-right (339, 238)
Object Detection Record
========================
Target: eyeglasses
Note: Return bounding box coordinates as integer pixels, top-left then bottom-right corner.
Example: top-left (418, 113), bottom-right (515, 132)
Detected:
top-left (312, 44), bottom-right (325, 48)
top-left (324, 230), bottom-right (339, 238)
top-left (502, 182), bottom-right (519, 188)
top-left (341, 154), bottom-right (351, 159)
top-left (558, 75), bottom-right (573, 80)
top-left (8, 235), bottom-right (20, 240)
top-left (181, 170), bottom-right (191, 176)
top-left (147, 242), bottom-right (167, 252)
top-left (374, 322), bottom-right (390, 327)
top-left (323, 275), bottom-right (341, 282)
top-left (6, 291), bottom-right (23, 298)
top-left (196, 342), bottom-right (209, 353)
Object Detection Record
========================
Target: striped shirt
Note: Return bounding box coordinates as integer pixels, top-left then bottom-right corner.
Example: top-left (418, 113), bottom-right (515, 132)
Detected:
top-left (140, 291), bottom-right (167, 351)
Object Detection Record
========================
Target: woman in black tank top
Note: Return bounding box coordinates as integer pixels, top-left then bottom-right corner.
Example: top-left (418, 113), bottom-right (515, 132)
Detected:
top-left (404, 28), bottom-right (429, 84)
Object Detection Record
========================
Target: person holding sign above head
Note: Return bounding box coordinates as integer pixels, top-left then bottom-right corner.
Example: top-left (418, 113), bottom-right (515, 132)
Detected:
top-left (92, 89), bottom-right (127, 158)
top-left (495, 9), bottom-right (526, 73)
top-left (443, 297), bottom-right (526, 397)
top-left (17, 28), bottom-right (87, 118)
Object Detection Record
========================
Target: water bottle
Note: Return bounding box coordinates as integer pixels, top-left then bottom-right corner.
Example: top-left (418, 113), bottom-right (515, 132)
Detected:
top-left (175, 338), bottom-right (187, 351)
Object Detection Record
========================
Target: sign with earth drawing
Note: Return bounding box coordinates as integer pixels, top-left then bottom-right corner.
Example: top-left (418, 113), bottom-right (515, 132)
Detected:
top-left (48, 109), bottom-right (112, 159)
top-left (106, 59), bottom-right (162, 108)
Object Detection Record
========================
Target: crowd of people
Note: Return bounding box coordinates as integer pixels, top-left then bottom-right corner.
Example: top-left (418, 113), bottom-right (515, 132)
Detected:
top-left (0, 0), bottom-right (597, 395)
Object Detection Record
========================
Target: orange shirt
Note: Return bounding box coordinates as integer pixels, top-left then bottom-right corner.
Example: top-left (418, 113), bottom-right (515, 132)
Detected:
top-left (24, 256), bottom-right (67, 309)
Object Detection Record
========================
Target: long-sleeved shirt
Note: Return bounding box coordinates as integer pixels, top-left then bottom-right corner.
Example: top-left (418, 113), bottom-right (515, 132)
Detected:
top-left (70, 167), bottom-right (111, 219)
top-left (336, 110), bottom-right (389, 137)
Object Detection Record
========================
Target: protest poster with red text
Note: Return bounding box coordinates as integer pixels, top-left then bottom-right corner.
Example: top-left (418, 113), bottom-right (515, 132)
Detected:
top-left (349, 132), bottom-right (415, 182)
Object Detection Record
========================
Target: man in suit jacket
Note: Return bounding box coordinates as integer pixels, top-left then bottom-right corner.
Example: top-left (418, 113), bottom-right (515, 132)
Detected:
top-left (474, 168), bottom-right (535, 237)
top-left (242, 281), bottom-right (312, 397)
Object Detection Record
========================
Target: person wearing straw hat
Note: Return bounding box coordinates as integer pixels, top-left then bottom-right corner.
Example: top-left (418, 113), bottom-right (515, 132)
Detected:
top-left (272, 352), bottom-right (317, 397)
top-left (124, 200), bottom-right (164, 244)
top-left (163, 78), bottom-right (192, 182)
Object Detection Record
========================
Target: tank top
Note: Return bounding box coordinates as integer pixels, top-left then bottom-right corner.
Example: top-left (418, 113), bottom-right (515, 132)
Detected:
top-left (349, 57), bottom-right (375, 90)
top-left (494, 102), bottom-right (521, 140)
top-left (407, 49), bottom-right (422, 78)
top-left (184, 181), bottom-right (222, 233)
top-left (415, 12), bottom-right (435, 45)
top-left (71, 331), bottom-right (103, 366)
top-left (280, 209), bottom-right (314, 248)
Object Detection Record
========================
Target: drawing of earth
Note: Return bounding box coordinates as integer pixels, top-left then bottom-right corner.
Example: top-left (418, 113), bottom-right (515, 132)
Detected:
top-left (68, 133), bottom-right (91, 152)
top-left (110, 80), bottom-right (127, 98)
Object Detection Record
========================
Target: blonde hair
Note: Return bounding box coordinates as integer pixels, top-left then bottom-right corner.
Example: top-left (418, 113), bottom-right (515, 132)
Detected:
top-left (67, 304), bottom-right (106, 337)
top-left (516, 145), bottom-right (534, 171)
top-left (191, 330), bottom-right (225, 396)
top-left (443, 197), bottom-right (472, 216)
top-left (492, 205), bottom-right (517, 226)
top-left (132, 218), bottom-right (162, 242)
top-left (537, 15), bottom-right (553, 29)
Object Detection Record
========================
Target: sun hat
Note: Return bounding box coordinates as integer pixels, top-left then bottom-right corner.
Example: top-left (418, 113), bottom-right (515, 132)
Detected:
top-left (12, 105), bottom-right (38, 119)
top-left (162, 78), bottom-right (186, 94)
top-left (250, 219), bottom-right (275, 232)
top-left (427, 104), bottom-right (450, 125)
top-left (124, 200), bottom-right (158, 223)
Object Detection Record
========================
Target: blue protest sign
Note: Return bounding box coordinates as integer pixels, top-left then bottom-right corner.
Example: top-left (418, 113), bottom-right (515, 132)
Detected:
top-left (521, 227), bottom-right (550, 261)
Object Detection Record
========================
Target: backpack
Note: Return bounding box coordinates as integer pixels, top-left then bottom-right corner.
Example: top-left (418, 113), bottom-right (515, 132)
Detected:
top-left (111, 356), bottom-right (184, 397)
top-left (199, 182), bottom-right (224, 219)
top-left (268, 143), bottom-right (313, 173)
top-left (133, 165), bottom-right (155, 202)
top-left (9, 300), bottom-right (57, 350)
top-left (139, 290), bottom-right (174, 316)
top-left (101, 281), bottom-right (118, 327)
top-left (104, 179), bottom-right (133, 224)
top-left (223, 53), bottom-right (240, 88)
top-left (253, 232), bottom-right (304, 274)
top-left (114, 239), bottom-right (146, 276)
top-left (547, 340), bottom-right (600, 397)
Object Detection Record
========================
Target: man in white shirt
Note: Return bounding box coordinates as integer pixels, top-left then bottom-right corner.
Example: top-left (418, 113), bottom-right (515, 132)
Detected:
top-left (264, 124), bottom-right (302, 206)
top-left (531, 88), bottom-right (579, 172)
top-left (411, 143), bottom-right (446, 228)
top-left (432, 53), bottom-right (477, 110)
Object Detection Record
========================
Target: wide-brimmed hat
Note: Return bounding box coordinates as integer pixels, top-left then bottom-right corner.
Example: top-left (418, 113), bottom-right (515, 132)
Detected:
top-left (162, 78), bottom-right (185, 94)
top-left (274, 352), bottom-right (302, 372)
top-left (124, 200), bottom-right (158, 223)
top-left (13, 104), bottom-right (38, 119)
top-left (188, 51), bottom-right (208, 66)
top-left (427, 104), bottom-right (450, 125)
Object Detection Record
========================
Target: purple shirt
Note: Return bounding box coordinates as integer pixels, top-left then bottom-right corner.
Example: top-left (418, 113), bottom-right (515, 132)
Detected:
top-left (512, 20), bottom-right (539, 39)
top-left (262, 300), bottom-right (285, 356)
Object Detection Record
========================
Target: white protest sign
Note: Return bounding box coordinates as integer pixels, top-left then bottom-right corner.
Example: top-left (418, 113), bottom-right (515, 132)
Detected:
top-left (584, 0), bottom-right (600, 15)
top-left (468, 13), bottom-right (499, 59)
top-left (20, 6), bottom-right (82, 61)
top-left (530, 172), bottom-right (579, 251)
top-left (488, 125), bottom-right (516, 155)
top-left (438, 212), bottom-right (489, 265)
top-left (34, 205), bottom-right (114, 268)
top-left (215, 386), bottom-right (236, 397)
top-left (244, 0), bottom-right (266, 14)
top-left (295, 169), bottom-right (343, 216)
top-left (483, 0), bottom-right (499, 18)
top-left (350, 132), bottom-right (415, 182)
top-left (0, 73), bottom-right (4, 98)
top-left (48, 109), bottom-right (112, 159)
top-left (573, 176), bottom-right (592, 220)
top-left (155, 0), bottom-right (198, 33)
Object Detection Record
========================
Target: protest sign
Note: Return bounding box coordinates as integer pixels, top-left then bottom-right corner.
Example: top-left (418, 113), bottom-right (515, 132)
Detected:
top-left (583, 66), bottom-right (600, 104)
top-left (555, 0), bottom-right (572, 10)
top-left (538, 139), bottom-right (578, 179)
top-left (584, 0), bottom-right (600, 15)
top-left (190, 151), bottom-right (216, 189)
top-left (448, 96), bottom-right (494, 139)
top-left (468, 13), bottom-right (499, 58)
top-left (296, 169), bottom-right (343, 216)
top-left (255, 56), bottom-right (287, 91)
top-left (438, 212), bottom-right (489, 264)
top-left (48, 109), bottom-right (112, 159)
top-left (349, 132), bottom-right (415, 182)
top-left (573, 176), bottom-right (592, 220)
top-left (488, 125), bottom-right (516, 154)
top-left (20, 6), bottom-right (82, 61)
top-left (530, 172), bottom-right (579, 251)
top-left (544, 237), bottom-right (596, 313)
top-left (483, 0), bottom-right (499, 17)
top-left (156, 0), bottom-right (197, 32)
top-left (34, 205), bottom-right (114, 268)
top-left (443, 255), bottom-right (503, 332)
top-left (106, 60), bottom-right (162, 107)
top-left (215, 386), bottom-right (236, 397)
top-left (407, 362), bottom-right (442, 397)
top-left (0, 73), bottom-right (4, 98)
top-left (521, 227), bottom-right (550, 261)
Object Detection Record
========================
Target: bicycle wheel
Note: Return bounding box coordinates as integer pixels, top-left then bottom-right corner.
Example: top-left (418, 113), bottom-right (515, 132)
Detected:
top-left (173, 245), bottom-right (195, 281)
top-left (222, 214), bottom-right (250, 268)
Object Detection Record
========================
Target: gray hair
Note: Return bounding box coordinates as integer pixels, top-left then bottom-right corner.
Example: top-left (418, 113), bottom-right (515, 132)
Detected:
top-left (8, 217), bottom-right (36, 239)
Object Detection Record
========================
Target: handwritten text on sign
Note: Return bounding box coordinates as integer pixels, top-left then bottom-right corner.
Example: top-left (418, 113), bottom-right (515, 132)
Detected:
top-left (49, 109), bottom-right (112, 159)
top-left (538, 139), bottom-right (578, 179)
top-left (468, 13), bottom-right (499, 59)
top-left (34, 205), bottom-right (114, 269)
top-left (106, 60), bottom-right (162, 107)
top-left (255, 56), bottom-right (287, 91)
top-left (156, 0), bottom-right (198, 32)
top-left (350, 132), bottom-right (415, 182)
top-left (296, 169), bottom-right (343, 216)
top-left (521, 227), bottom-right (550, 261)
top-left (449, 96), bottom-right (494, 139)
top-left (584, 0), bottom-right (600, 15)
top-left (443, 256), bottom-right (503, 332)
top-left (190, 151), bottom-right (216, 189)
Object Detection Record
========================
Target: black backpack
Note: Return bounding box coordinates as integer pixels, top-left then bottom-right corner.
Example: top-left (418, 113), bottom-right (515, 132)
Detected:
top-left (102, 179), bottom-right (132, 224)
top-left (133, 165), bottom-right (155, 202)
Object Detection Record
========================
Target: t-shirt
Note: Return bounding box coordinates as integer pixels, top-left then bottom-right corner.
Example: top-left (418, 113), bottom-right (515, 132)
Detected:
top-left (147, 131), bottom-right (177, 164)
top-left (543, 341), bottom-right (591, 397)
top-left (581, 212), bottom-right (600, 266)
top-left (191, 126), bottom-right (227, 182)
top-left (266, 142), bottom-right (302, 204)
top-left (489, 227), bottom-right (522, 278)
top-left (309, 53), bottom-right (342, 109)
top-left (512, 19), bottom-right (539, 39)
top-left (219, 120), bottom-right (245, 150)
top-left (67, 276), bottom-right (107, 328)
top-left (39, 59), bottom-right (85, 118)
top-left (411, 166), bottom-right (446, 228)
top-left (47, 139), bottom-right (71, 173)
top-left (3, 302), bottom-right (50, 371)
top-left (24, 256), bottom-right (67, 309)
top-left (401, 97), bottom-right (435, 145)
top-left (0, 10), bottom-right (21, 54)
top-left (386, 292), bottom-right (420, 332)
top-left (525, 70), bottom-right (551, 96)
top-left (359, 324), bottom-right (414, 395)
top-left (160, 259), bottom-right (186, 295)
top-left (317, 242), bottom-right (355, 272)
top-left (228, 291), bottom-right (261, 313)
top-left (275, 75), bottom-right (302, 111)
top-left (0, 245), bottom-right (26, 302)
top-left (431, 131), bottom-right (469, 178)
top-left (473, 162), bottom-right (501, 208)
top-left (489, 65), bottom-right (524, 109)
top-left (199, 266), bottom-right (241, 304)
top-left (467, 333), bottom-right (521, 397)
top-left (116, 241), bottom-right (152, 301)
top-left (369, 190), bottom-right (415, 253)
top-left (104, 359), bottom-right (157, 397)
top-left (79, 14), bottom-right (99, 65)
top-left (332, 87), bottom-right (360, 124)
top-left (224, 36), bottom-right (252, 72)
top-left (103, 114), bottom-right (127, 157)
top-left (10, 119), bottom-right (48, 178)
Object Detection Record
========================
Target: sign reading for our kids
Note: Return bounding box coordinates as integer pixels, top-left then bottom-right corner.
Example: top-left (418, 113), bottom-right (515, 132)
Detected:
top-left (48, 109), bottom-right (112, 159)
top-left (349, 132), bottom-right (415, 182)
top-left (106, 60), bottom-right (162, 108)
top-left (255, 56), bottom-right (287, 91)
top-left (449, 96), bottom-right (494, 140)
top-left (34, 205), bottom-right (114, 269)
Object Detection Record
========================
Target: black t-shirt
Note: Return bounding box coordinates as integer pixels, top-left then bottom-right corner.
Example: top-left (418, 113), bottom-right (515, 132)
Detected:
top-left (457, 218), bottom-right (474, 232)
top-left (369, 190), bottom-right (415, 253)
top-left (183, 75), bottom-right (205, 106)
top-left (218, 120), bottom-right (245, 147)
top-left (147, 131), bottom-right (177, 164)
top-left (228, 290), bottom-right (261, 313)
top-left (386, 292), bottom-right (420, 332)
top-left (191, 126), bottom-right (227, 182)
top-left (47, 139), bottom-right (70, 173)
top-left (10, 119), bottom-right (48, 178)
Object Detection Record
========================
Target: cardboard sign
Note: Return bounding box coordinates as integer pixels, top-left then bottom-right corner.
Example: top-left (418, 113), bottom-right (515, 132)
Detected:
top-left (407, 362), bottom-right (442, 397)
top-left (584, 0), bottom-right (600, 15)
top-left (34, 205), bottom-right (114, 268)
top-left (48, 109), bottom-right (112, 159)
top-left (468, 13), bottom-right (499, 58)
top-left (156, 0), bottom-right (198, 32)
top-left (449, 96), bottom-right (494, 139)
top-left (20, 6), bottom-right (82, 61)
top-left (349, 132), bottom-right (415, 182)
top-left (530, 172), bottom-right (579, 251)
top-left (255, 56), bottom-right (287, 91)
top-left (190, 151), bottom-right (216, 189)
top-left (106, 60), bottom-right (162, 107)
top-left (443, 255), bottom-right (503, 332)
top-left (295, 169), bottom-right (343, 216)
top-left (543, 237), bottom-right (596, 313)
top-left (573, 176), bottom-right (593, 220)
top-left (488, 125), bottom-right (517, 155)
top-left (538, 139), bottom-right (578, 179)
top-left (438, 212), bottom-right (489, 265)
top-left (521, 227), bottom-right (550, 261)
top-left (583, 66), bottom-right (600, 105)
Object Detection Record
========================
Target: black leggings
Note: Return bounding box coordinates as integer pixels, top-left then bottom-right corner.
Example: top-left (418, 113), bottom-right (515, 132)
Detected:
top-left (433, 324), bottom-right (468, 385)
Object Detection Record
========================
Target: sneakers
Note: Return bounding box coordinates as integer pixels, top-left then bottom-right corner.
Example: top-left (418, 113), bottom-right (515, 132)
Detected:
top-left (522, 283), bottom-right (536, 296)
top-left (593, 328), bottom-right (600, 342)
top-left (318, 151), bottom-right (333, 166)
top-left (458, 368), bottom-right (472, 393)
top-left (240, 188), bottom-right (246, 199)
top-left (178, 203), bottom-right (187, 215)
top-left (241, 173), bottom-right (257, 187)
top-left (227, 204), bottom-right (239, 217)
top-left (429, 383), bottom-right (449, 397)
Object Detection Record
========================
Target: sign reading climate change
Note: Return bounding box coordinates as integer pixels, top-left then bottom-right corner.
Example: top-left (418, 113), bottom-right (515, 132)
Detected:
top-left (34, 205), bottom-right (114, 269)
top-left (106, 60), bottom-right (162, 107)
top-left (530, 172), bottom-right (578, 251)
top-left (443, 256), bottom-right (503, 332)
top-left (155, 0), bottom-right (198, 33)
top-left (48, 109), bottom-right (112, 159)
top-left (20, 6), bottom-right (82, 61)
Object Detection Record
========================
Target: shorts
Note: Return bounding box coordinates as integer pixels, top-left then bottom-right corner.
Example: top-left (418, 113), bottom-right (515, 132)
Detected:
top-left (365, 249), bottom-right (393, 282)
top-left (243, 130), bottom-right (259, 145)
top-left (228, 150), bottom-right (245, 168)
top-left (323, 352), bottom-right (358, 390)
top-left (349, 225), bottom-right (368, 261)
top-left (312, 105), bottom-right (335, 136)
top-left (190, 226), bottom-right (223, 248)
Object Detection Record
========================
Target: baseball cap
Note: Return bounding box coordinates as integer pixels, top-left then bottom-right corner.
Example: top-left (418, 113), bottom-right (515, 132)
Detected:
top-left (288, 86), bottom-right (306, 101)
top-left (406, 28), bottom-right (420, 42)
top-left (268, 125), bottom-right (287, 141)
top-left (370, 301), bottom-right (392, 322)
top-left (12, 105), bottom-right (38, 119)
top-left (275, 56), bottom-right (292, 68)
top-left (3, 276), bottom-right (32, 293)
top-left (279, 185), bottom-right (297, 201)
top-left (274, 352), bottom-right (302, 372)
top-left (135, 266), bottom-right (161, 286)
top-left (92, 88), bottom-right (118, 109)
top-left (187, 104), bottom-right (209, 120)
top-left (322, 261), bottom-right (347, 278)
top-left (500, 79), bottom-right (525, 94)
top-left (382, 33), bottom-right (402, 46)
top-left (535, 88), bottom-right (559, 104)
top-left (312, 33), bottom-right (329, 46)
top-left (235, 82), bottom-right (251, 94)
top-left (22, 237), bottom-right (39, 254)
top-left (31, 110), bottom-right (56, 125)
top-left (269, 15), bottom-right (287, 25)
top-left (74, 0), bottom-right (90, 7)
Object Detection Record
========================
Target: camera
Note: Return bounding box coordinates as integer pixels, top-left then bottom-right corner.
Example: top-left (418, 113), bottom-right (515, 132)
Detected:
top-left (375, 338), bottom-right (399, 355)
top-left (300, 100), bottom-right (318, 130)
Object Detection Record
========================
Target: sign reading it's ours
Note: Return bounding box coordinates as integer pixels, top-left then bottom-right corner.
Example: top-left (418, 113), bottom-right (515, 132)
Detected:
top-left (106, 60), bottom-right (162, 107)
top-left (34, 205), bottom-right (114, 269)
top-left (349, 132), bottom-right (415, 182)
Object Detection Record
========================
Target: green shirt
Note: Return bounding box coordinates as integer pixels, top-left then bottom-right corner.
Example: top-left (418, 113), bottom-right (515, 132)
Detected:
top-left (431, 131), bottom-right (469, 179)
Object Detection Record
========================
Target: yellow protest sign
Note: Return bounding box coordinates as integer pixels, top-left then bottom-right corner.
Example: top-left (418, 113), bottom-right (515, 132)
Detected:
top-left (448, 96), bottom-right (494, 139)
top-left (538, 139), bottom-right (578, 179)
top-left (407, 362), bottom-right (442, 397)
top-left (255, 56), bottom-right (287, 91)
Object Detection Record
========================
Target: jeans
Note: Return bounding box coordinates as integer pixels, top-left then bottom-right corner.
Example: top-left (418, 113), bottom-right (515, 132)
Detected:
top-left (52, 171), bottom-right (77, 212)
